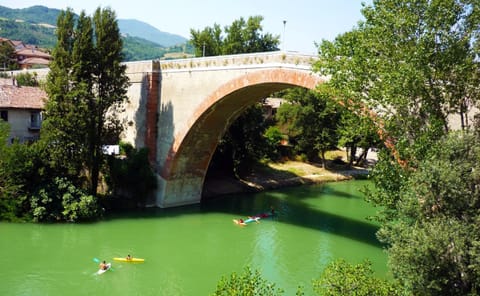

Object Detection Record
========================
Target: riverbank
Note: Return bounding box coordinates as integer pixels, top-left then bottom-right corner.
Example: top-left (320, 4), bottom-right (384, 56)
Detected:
top-left (203, 153), bottom-right (375, 198)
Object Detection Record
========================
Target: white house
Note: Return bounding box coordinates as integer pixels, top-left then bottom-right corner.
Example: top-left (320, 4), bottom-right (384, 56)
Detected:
top-left (0, 80), bottom-right (46, 143)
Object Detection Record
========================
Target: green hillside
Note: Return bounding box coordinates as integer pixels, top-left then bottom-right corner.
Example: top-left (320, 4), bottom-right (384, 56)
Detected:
top-left (0, 18), bottom-right (56, 48)
top-left (0, 5), bottom-right (59, 25)
top-left (0, 5), bottom-right (193, 61)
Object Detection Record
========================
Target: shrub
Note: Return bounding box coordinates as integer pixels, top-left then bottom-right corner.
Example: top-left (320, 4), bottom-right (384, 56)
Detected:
top-left (30, 177), bottom-right (101, 222)
top-left (211, 266), bottom-right (284, 296)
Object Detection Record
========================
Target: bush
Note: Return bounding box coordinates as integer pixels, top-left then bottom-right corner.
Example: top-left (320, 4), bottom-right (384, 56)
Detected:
top-left (211, 266), bottom-right (284, 296)
top-left (15, 72), bottom-right (39, 86)
top-left (30, 177), bottom-right (101, 222)
top-left (105, 144), bottom-right (157, 208)
top-left (313, 259), bottom-right (400, 296)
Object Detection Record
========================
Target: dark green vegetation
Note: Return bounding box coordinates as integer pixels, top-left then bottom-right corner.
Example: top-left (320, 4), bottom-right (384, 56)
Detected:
top-left (312, 259), bottom-right (399, 296)
top-left (203, 1), bottom-right (480, 295)
top-left (0, 7), bottom-right (155, 222)
top-left (194, 16), bottom-right (380, 181)
top-left (211, 266), bottom-right (284, 296)
top-left (191, 16), bottom-right (282, 178)
top-left (14, 72), bottom-right (39, 86)
top-left (0, 5), bottom-right (191, 61)
top-left (0, 38), bottom-right (16, 70)
top-left (189, 15), bottom-right (279, 57)
top-left (1, 0), bottom-right (479, 294)
top-left (314, 0), bottom-right (480, 295)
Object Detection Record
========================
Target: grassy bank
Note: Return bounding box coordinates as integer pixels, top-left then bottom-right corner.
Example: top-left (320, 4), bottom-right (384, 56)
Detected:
top-left (203, 149), bottom-right (375, 198)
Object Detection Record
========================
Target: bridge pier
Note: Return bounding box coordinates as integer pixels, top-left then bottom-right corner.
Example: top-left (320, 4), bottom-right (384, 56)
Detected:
top-left (156, 176), bottom-right (204, 207)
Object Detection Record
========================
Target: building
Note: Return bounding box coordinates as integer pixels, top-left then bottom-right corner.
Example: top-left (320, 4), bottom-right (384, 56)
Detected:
top-left (262, 97), bottom-right (285, 119)
top-left (0, 37), bottom-right (52, 70)
top-left (0, 80), bottom-right (46, 143)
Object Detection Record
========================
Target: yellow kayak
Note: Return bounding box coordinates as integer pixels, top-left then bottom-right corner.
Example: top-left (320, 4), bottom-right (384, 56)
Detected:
top-left (113, 257), bottom-right (145, 262)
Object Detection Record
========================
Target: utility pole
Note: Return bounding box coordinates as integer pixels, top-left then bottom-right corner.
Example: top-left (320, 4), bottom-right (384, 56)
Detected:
top-left (282, 20), bottom-right (287, 52)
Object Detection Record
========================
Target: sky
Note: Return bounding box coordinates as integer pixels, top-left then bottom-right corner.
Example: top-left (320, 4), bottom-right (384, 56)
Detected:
top-left (1, 0), bottom-right (372, 54)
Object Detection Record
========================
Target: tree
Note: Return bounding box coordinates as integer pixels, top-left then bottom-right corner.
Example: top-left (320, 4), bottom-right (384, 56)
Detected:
top-left (316, 0), bottom-right (480, 167)
top-left (377, 132), bottom-right (480, 295)
top-left (316, 2), bottom-right (480, 294)
top-left (42, 8), bottom-right (82, 178)
top-left (0, 121), bottom-right (19, 220)
top-left (214, 104), bottom-right (269, 177)
top-left (190, 16), bottom-right (280, 176)
top-left (0, 40), bottom-right (16, 71)
top-left (105, 144), bottom-right (157, 208)
top-left (313, 259), bottom-right (400, 296)
top-left (43, 7), bottom-right (129, 195)
top-left (337, 103), bottom-right (381, 166)
top-left (190, 16), bottom-right (279, 57)
top-left (212, 266), bottom-right (284, 296)
top-left (88, 7), bottom-right (129, 195)
top-left (190, 23), bottom-right (223, 57)
top-left (14, 72), bottom-right (39, 86)
top-left (276, 86), bottom-right (340, 168)
top-left (222, 16), bottom-right (279, 54)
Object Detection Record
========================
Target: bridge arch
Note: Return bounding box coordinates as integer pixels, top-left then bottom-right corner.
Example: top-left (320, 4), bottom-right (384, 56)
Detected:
top-left (157, 68), bottom-right (326, 207)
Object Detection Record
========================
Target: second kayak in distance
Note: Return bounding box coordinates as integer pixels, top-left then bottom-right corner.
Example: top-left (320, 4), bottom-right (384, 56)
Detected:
top-left (113, 257), bottom-right (145, 262)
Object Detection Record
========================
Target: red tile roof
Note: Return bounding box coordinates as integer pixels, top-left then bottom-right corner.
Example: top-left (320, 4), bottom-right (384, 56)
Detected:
top-left (16, 48), bottom-right (52, 59)
top-left (18, 57), bottom-right (51, 66)
top-left (0, 85), bottom-right (46, 109)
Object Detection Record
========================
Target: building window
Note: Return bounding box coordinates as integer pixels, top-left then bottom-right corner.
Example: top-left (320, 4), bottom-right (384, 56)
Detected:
top-left (0, 110), bottom-right (7, 122)
top-left (30, 112), bottom-right (41, 130)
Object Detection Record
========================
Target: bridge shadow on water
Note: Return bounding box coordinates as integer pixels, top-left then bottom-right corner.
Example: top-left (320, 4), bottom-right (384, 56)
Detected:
top-left (204, 187), bottom-right (383, 248)
top-left (105, 182), bottom-right (383, 249)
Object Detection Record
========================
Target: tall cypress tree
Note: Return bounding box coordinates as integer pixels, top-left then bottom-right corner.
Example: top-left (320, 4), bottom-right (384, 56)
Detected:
top-left (88, 7), bottom-right (129, 195)
top-left (43, 7), bottom-right (129, 195)
top-left (43, 8), bottom-right (83, 178)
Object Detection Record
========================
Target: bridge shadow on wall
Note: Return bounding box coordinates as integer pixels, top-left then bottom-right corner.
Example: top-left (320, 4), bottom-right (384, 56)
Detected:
top-left (122, 71), bottom-right (174, 207)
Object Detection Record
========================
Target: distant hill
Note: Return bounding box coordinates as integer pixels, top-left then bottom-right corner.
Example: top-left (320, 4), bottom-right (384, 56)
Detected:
top-left (118, 19), bottom-right (187, 47)
top-left (0, 5), bottom-right (192, 61)
top-left (0, 5), bottom-right (59, 25)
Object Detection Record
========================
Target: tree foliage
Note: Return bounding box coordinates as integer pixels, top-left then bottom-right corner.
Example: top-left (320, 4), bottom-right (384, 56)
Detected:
top-left (211, 266), bottom-right (284, 296)
top-left (378, 132), bottom-right (480, 295)
top-left (337, 103), bottom-right (381, 166)
top-left (214, 104), bottom-right (269, 177)
top-left (315, 0), bottom-right (480, 167)
top-left (190, 16), bottom-right (280, 176)
top-left (276, 86), bottom-right (341, 167)
top-left (316, 1), bottom-right (480, 294)
top-left (14, 72), bottom-right (39, 86)
top-left (0, 40), bottom-right (17, 71)
top-left (43, 7), bottom-right (129, 195)
top-left (0, 121), bottom-right (20, 220)
top-left (29, 177), bottom-right (100, 222)
top-left (313, 259), bottom-right (400, 296)
top-left (105, 144), bottom-right (157, 207)
top-left (190, 15), bottom-right (279, 57)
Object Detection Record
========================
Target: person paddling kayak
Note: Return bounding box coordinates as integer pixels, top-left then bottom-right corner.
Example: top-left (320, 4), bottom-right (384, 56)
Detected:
top-left (99, 260), bottom-right (109, 270)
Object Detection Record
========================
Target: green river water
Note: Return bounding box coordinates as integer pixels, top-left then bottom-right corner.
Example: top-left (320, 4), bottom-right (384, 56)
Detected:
top-left (0, 180), bottom-right (388, 296)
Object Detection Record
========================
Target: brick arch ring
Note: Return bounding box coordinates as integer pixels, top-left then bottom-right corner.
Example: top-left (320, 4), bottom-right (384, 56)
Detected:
top-left (160, 68), bottom-right (327, 179)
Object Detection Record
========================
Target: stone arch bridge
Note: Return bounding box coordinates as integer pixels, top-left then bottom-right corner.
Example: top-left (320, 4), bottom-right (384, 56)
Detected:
top-left (27, 51), bottom-right (326, 207)
top-left (122, 51), bottom-right (326, 207)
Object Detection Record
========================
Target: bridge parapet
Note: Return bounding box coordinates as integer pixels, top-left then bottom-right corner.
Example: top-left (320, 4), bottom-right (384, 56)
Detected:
top-left (158, 51), bottom-right (318, 72)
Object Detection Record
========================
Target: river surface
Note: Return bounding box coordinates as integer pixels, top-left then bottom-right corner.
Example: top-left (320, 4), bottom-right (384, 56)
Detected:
top-left (0, 180), bottom-right (388, 295)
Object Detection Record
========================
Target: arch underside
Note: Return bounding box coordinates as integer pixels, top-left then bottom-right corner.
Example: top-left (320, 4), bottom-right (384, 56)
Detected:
top-left (157, 69), bottom-right (324, 207)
